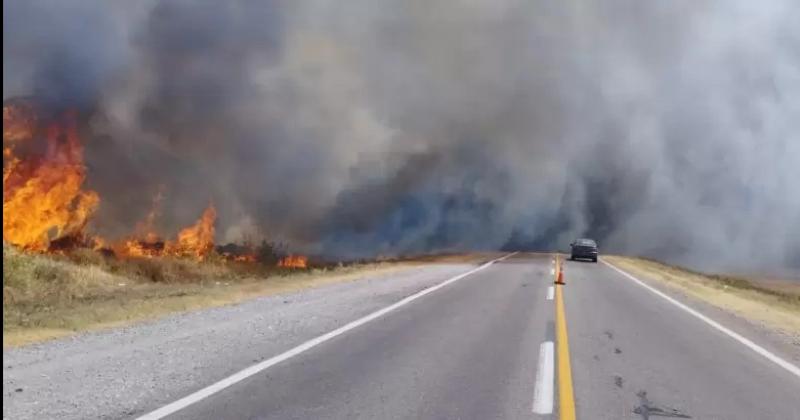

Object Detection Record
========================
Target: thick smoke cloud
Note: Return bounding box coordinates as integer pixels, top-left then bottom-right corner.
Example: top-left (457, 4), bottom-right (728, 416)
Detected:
top-left (4, 0), bottom-right (800, 271)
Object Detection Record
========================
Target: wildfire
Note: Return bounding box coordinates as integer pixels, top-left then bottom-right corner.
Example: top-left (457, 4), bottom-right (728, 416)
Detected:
top-left (115, 203), bottom-right (217, 260)
top-left (217, 242), bottom-right (257, 263)
top-left (2, 99), bottom-right (262, 264)
top-left (3, 101), bottom-right (99, 251)
top-left (165, 204), bottom-right (217, 260)
top-left (92, 236), bottom-right (105, 249)
top-left (136, 187), bottom-right (165, 241)
top-left (233, 254), bottom-right (257, 263)
top-left (120, 237), bottom-right (166, 258)
top-left (278, 255), bottom-right (308, 269)
top-left (116, 188), bottom-right (167, 258)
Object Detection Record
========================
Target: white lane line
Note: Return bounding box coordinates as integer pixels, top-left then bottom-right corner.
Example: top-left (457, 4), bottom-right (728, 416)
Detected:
top-left (550, 268), bottom-right (555, 276)
top-left (136, 252), bottom-right (518, 420)
top-left (532, 341), bottom-right (555, 414)
top-left (546, 286), bottom-right (554, 301)
top-left (602, 259), bottom-right (800, 379)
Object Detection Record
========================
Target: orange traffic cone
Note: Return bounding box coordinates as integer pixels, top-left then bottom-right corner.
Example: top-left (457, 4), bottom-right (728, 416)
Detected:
top-left (556, 262), bottom-right (565, 285)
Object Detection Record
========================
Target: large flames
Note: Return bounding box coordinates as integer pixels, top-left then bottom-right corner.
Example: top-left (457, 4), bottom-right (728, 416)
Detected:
top-left (3, 100), bottom-right (99, 251)
top-left (118, 188), bottom-right (166, 258)
top-left (2, 99), bottom-right (217, 260)
top-left (278, 255), bottom-right (308, 269)
top-left (112, 187), bottom-right (218, 260)
top-left (166, 204), bottom-right (217, 260)
top-left (3, 99), bottom-right (306, 266)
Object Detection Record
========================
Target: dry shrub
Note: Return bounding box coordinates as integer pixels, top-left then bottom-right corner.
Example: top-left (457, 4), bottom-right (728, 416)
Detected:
top-left (4, 245), bottom-right (125, 329)
top-left (66, 248), bottom-right (110, 267)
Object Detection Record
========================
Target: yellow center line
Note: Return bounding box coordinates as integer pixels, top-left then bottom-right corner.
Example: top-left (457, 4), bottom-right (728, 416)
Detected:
top-left (554, 254), bottom-right (576, 420)
top-left (555, 254), bottom-right (559, 277)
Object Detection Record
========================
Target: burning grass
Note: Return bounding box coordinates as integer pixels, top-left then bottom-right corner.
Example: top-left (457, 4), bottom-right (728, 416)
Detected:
top-left (2, 244), bottom-right (421, 347)
top-left (1, 93), bottom-right (495, 347)
top-left (604, 256), bottom-right (800, 339)
top-left (2, 99), bottom-right (231, 261)
top-left (3, 101), bottom-right (98, 252)
top-left (1, 99), bottom-right (337, 345)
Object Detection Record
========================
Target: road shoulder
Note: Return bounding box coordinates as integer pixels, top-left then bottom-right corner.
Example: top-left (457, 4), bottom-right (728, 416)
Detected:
top-left (4, 248), bottom-right (494, 348)
top-left (2, 262), bottom-right (479, 420)
top-left (604, 256), bottom-right (800, 362)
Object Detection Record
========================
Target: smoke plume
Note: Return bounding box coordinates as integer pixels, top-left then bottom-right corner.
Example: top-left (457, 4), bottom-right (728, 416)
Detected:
top-left (4, 0), bottom-right (800, 270)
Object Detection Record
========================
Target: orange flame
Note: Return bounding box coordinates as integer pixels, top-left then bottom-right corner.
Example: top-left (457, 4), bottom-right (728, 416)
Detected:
top-left (3, 103), bottom-right (99, 251)
top-left (233, 254), bottom-right (257, 263)
top-left (111, 197), bottom-right (217, 261)
top-left (120, 237), bottom-right (165, 258)
top-left (116, 188), bottom-right (167, 258)
top-left (136, 187), bottom-right (164, 240)
top-left (165, 204), bottom-right (217, 260)
top-left (3, 100), bottom-right (233, 261)
top-left (218, 241), bottom-right (257, 263)
top-left (278, 255), bottom-right (308, 269)
top-left (92, 236), bottom-right (107, 251)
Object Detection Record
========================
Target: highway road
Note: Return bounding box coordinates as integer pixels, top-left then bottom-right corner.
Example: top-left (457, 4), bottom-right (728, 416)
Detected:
top-left (4, 253), bottom-right (799, 420)
top-left (142, 253), bottom-right (800, 420)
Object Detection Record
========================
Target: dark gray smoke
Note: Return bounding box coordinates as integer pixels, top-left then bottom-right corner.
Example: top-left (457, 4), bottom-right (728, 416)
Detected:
top-left (4, 0), bottom-right (800, 271)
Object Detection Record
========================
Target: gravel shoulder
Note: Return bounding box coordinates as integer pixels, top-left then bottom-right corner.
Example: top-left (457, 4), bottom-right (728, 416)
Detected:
top-left (3, 261), bottom-right (483, 420)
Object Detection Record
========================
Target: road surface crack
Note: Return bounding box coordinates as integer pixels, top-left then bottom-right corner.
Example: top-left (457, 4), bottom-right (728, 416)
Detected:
top-left (634, 391), bottom-right (691, 419)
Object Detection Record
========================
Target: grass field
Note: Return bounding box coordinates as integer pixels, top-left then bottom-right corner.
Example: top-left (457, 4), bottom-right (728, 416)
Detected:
top-left (2, 244), bottom-right (432, 347)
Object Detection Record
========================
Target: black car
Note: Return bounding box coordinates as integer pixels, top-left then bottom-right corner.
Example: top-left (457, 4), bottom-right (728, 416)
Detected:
top-left (570, 238), bottom-right (598, 262)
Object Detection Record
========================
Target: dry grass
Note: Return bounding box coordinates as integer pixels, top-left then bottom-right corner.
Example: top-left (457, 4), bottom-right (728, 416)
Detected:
top-left (3, 244), bottom-right (423, 347)
top-left (605, 256), bottom-right (800, 339)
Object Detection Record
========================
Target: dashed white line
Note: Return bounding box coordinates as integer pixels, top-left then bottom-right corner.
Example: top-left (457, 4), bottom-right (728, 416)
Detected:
top-left (602, 259), bottom-right (800, 379)
top-left (532, 341), bottom-right (555, 414)
top-left (546, 286), bottom-right (554, 301)
top-left (550, 268), bottom-right (555, 276)
top-left (136, 252), bottom-right (517, 420)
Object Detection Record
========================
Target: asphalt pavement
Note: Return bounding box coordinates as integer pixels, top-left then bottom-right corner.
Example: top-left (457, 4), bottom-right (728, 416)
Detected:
top-left (166, 253), bottom-right (550, 420)
top-left (151, 253), bottom-right (800, 420)
top-left (565, 258), bottom-right (800, 419)
top-left (5, 253), bottom-right (799, 420)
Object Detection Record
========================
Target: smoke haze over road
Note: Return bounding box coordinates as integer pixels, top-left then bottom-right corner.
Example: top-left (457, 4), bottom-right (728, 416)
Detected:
top-left (4, 0), bottom-right (800, 270)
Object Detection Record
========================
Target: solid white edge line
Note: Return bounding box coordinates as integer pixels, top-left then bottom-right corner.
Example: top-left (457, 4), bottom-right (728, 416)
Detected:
top-left (136, 252), bottom-right (518, 420)
top-left (532, 341), bottom-right (555, 414)
top-left (601, 259), bottom-right (800, 379)
top-left (546, 286), bottom-right (554, 301)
